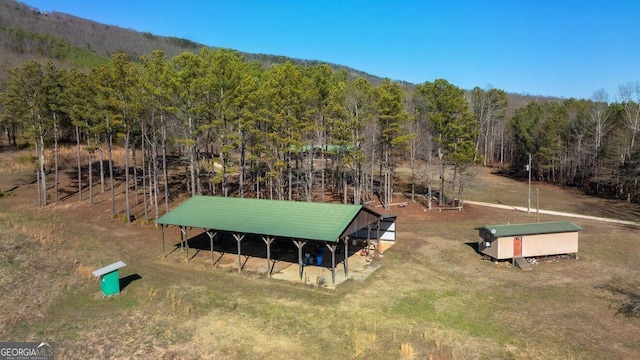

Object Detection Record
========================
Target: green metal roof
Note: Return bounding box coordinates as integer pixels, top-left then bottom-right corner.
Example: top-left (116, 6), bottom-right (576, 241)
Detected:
top-left (290, 144), bottom-right (356, 153)
top-left (156, 196), bottom-right (382, 242)
top-left (475, 221), bottom-right (582, 237)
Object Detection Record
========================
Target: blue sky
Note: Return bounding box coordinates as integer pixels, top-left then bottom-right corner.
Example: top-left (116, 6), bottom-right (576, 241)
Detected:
top-left (23, 0), bottom-right (640, 100)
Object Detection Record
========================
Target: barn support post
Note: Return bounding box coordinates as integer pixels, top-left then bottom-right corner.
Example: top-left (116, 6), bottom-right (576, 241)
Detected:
top-left (179, 226), bottom-right (184, 252)
top-left (161, 225), bottom-right (166, 259)
top-left (181, 227), bottom-right (190, 263)
top-left (206, 230), bottom-right (217, 266)
top-left (375, 219), bottom-right (382, 258)
top-left (343, 237), bottom-right (349, 278)
top-left (233, 233), bottom-right (245, 273)
top-left (293, 239), bottom-right (307, 281)
top-left (366, 224), bottom-right (372, 257)
top-left (327, 243), bottom-right (337, 285)
top-left (262, 236), bottom-right (275, 278)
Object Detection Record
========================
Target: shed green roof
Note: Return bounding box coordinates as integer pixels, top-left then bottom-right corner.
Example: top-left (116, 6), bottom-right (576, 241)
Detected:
top-left (156, 196), bottom-right (382, 242)
top-left (475, 221), bottom-right (582, 237)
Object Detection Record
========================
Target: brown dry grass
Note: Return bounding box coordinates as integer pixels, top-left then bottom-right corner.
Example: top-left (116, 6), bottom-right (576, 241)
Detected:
top-left (0, 149), bottom-right (638, 359)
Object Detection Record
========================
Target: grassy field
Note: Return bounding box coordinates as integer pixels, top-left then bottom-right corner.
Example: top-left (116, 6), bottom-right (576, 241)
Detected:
top-left (0, 150), bottom-right (638, 359)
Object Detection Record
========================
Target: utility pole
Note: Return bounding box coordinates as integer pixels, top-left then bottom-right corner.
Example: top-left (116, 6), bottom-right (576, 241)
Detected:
top-left (536, 188), bottom-right (539, 222)
top-left (527, 154), bottom-right (532, 213)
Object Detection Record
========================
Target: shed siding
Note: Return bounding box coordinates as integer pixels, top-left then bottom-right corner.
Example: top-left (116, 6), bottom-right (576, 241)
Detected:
top-left (522, 233), bottom-right (578, 257)
top-left (497, 236), bottom-right (514, 259)
top-left (479, 231), bottom-right (579, 260)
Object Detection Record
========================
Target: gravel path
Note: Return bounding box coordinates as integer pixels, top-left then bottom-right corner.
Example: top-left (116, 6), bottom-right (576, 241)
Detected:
top-left (465, 200), bottom-right (640, 227)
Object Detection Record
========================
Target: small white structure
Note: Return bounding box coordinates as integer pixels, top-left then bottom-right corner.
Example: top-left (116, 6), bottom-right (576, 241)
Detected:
top-left (352, 214), bottom-right (396, 242)
top-left (475, 221), bottom-right (581, 260)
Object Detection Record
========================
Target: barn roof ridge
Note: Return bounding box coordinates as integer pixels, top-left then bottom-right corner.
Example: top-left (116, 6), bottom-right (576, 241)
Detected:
top-left (156, 195), bottom-right (383, 242)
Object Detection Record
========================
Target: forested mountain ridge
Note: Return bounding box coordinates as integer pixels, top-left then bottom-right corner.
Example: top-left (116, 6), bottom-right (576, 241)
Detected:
top-left (1, 0), bottom-right (570, 108)
top-left (0, 0), bottom-right (383, 85)
top-left (0, 0), bottom-right (199, 58)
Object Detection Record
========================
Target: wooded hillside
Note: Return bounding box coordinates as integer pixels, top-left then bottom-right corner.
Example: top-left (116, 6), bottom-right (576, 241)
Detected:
top-left (0, 0), bottom-right (381, 84)
top-left (0, 0), bottom-right (638, 220)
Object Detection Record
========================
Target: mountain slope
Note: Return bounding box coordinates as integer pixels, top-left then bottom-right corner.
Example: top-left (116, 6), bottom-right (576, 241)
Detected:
top-left (0, 0), bottom-right (386, 84)
top-left (0, 0), bottom-right (200, 71)
top-left (1, 0), bottom-right (564, 104)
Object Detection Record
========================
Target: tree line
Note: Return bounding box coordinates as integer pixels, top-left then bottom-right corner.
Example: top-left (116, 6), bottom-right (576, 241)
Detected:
top-left (510, 87), bottom-right (640, 201)
top-left (0, 48), bottom-right (638, 222)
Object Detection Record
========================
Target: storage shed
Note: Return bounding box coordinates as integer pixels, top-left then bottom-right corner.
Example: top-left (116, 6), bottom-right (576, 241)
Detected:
top-left (475, 221), bottom-right (582, 260)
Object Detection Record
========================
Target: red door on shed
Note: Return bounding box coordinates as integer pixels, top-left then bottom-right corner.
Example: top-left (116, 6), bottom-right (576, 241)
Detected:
top-left (513, 236), bottom-right (522, 256)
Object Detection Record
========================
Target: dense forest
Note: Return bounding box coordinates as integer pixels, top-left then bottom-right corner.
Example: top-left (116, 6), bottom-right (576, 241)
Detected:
top-left (0, 0), bottom-right (638, 223)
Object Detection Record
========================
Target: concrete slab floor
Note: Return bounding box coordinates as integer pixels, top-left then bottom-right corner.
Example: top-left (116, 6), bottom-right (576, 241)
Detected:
top-left (271, 249), bottom-right (385, 289)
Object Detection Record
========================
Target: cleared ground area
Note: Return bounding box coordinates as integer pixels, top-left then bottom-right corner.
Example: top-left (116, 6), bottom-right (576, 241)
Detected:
top-left (0, 152), bottom-right (638, 359)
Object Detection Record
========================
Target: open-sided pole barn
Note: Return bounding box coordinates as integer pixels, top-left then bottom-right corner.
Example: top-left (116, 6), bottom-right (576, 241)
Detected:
top-left (156, 196), bottom-right (384, 285)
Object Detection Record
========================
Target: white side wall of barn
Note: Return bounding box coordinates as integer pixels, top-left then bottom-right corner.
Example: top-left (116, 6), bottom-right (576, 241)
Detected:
top-left (351, 218), bottom-right (396, 242)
